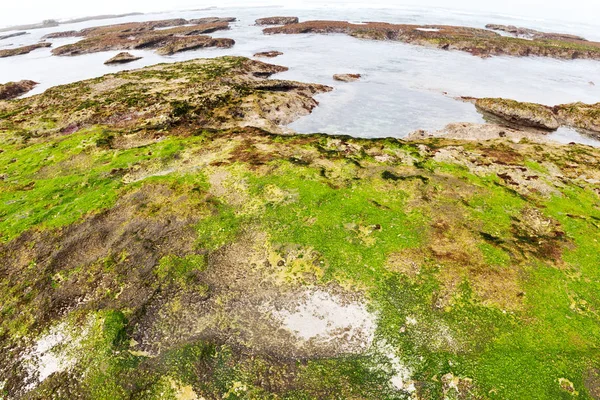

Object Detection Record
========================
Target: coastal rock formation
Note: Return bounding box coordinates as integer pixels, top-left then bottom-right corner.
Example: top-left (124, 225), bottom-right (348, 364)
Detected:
top-left (0, 80), bottom-right (38, 100)
top-left (555, 102), bottom-right (600, 134)
top-left (485, 24), bottom-right (587, 41)
top-left (254, 50), bottom-right (283, 58)
top-left (0, 56), bottom-right (331, 137)
top-left (471, 97), bottom-right (600, 135)
top-left (256, 16), bottom-right (299, 25)
top-left (50, 19), bottom-right (235, 56)
top-left (264, 20), bottom-right (600, 60)
top-left (0, 31), bottom-right (28, 41)
top-left (0, 42), bottom-right (51, 58)
top-left (475, 98), bottom-right (560, 130)
top-left (104, 52), bottom-right (143, 64)
top-left (189, 17), bottom-right (236, 24)
top-left (333, 73), bottom-right (362, 82)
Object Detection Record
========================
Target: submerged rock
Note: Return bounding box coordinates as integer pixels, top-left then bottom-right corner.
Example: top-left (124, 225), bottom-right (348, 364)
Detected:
top-left (255, 16), bottom-right (299, 26)
top-left (0, 31), bottom-right (28, 41)
top-left (264, 20), bottom-right (600, 60)
top-left (0, 42), bottom-right (51, 58)
top-left (0, 80), bottom-right (38, 100)
top-left (253, 50), bottom-right (283, 58)
top-left (104, 52), bottom-right (142, 65)
top-left (475, 98), bottom-right (560, 131)
top-left (333, 73), bottom-right (362, 82)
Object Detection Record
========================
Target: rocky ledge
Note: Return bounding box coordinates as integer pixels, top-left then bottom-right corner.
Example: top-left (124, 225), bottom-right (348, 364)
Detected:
top-left (104, 52), bottom-right (143, 65)
top-left (253, 50), bottom-right (283, 58)
top-left (473, 97), bottom-right (600, 135)
top-left (0, 80), bottom-right (38, 100)
top-left (256, 16), bottom-right (299, 26)
top-left (0, 56), bottom-right (331, 138)
top-left (333, 73), bottom-right (362, 82)
top-left (0, 42), bottom-right (51, 58)
top-left (264, 20), bottom-right (600, 60)
top-left (48, 18), bottom-right (235, 56)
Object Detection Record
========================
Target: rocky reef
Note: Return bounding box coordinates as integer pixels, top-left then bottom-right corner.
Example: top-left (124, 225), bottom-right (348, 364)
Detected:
top-left (104, 52), bottom-right (142, 65)
top-left (254, 50), bottom-right (284, 58)
top-left (48, 19), bottom-right (235, 56)
top-left (333, 73), bottom-right (362, 82)
top-left (0, 32), bottom-right (28, 41)
top-left (0, 80), bottom-right (38, 100)
top-left (1, 57), bottom-right (600, 400)
top-left (472, 97), bottom-right (600, 136)
top-left (0, 42), bottom-right (51, 58)
top-left (256, 16), bottom-right (300, 26)
top-left (264, 20), bottom-right (600, 60)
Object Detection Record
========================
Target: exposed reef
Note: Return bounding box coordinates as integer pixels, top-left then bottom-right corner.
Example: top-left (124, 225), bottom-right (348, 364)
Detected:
top-left (1, 57), bottom-right (600, 400)
top-left (256, 16), bottom-right (300, 26)
top-left (104, 52), bottom-right (143, 65)
top-left (0, 13), bottom-right (143, 33)
top-left (254, 50), bottom-right (284, 58)
top-left (0, 31), bottom-right (28, 41)
top-left (333, 73), bottom-right (362, 82)
top-left (472, 97), bottom-right (600, 136)
top-left (0, 80), bottom-right (38, 100)
top-left (264, 20), bottom-right (600, 60)
top-left (0, 42), bottom-right (51, 58)
top-left (485, 24), bottom-right (587, 41)
top-left (49, 19), bottom-right (235, 56)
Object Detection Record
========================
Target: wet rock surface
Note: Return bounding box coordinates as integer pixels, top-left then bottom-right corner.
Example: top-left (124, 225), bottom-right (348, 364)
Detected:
top-left (0, 42), bottom-right (51, 58)
top-left (485, 24), bottom-right (587, 41)
top-left (333, 73), bottom-right (362, 82)
top-left (0, 31), bottom-right (28, 41)
top-left (254, 50), bottom-right (284, 58)
top-left (264, 20), bottom-right (600, 60)
top-left (475, 98), bottom-right (560, 131)
top-left (0, 80), bottom-right (38, 100)
top-left (104, 52), bottom-right (142, 65)
top-left (48, 18), bottom-right (235, 56)
top-left (256, 16), bottom-right (300, 26)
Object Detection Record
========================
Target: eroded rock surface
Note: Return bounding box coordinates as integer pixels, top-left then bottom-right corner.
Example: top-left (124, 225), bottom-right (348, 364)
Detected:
top-left (485, 24), bottom-right (587, 41)
top-left (256, 16), bottom-right (299, 25)
top-left (0, 42), bottom-right (51, 58)
top-left (333, 73), bottom-right (362, 82)
top-left (476, 98), bottom-right (560, 130)
top-left (254, 50), bottom-right (284, 58)
top-left (0, 80), bottom-right (38, 100)
top-left (49, 19), bottom-right (235, 56)
top-left (104, 52), bottom-right (142, 64)
top-left (264, 20), bottom-right (600, 60)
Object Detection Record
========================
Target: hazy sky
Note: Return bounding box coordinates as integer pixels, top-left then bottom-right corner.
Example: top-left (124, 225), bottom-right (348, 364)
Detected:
top-left (2, 0), bottom-right (600, 28)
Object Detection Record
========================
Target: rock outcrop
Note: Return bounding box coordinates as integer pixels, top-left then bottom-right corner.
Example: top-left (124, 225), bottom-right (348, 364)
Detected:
top-left (104, 52), bottom-right (143, 64)
top-left (0, 31), bottom-right (28, 41)
top-left (254, 50), bottom-right (283, 58)
top-left (264, 20), bottom-right (600, 60)
top-left (475, 98), bottom-right (560, 130)
top-left (189, 17), bottom-right (236, 24)
top-left (50, 19), bottom-right (235, 56)
top-left (333, 73), bottom-right (362, 82)
top-left (0, 42), bottom-right (51, 58)
top-left (0, 80), bottom-right (38, 100)
top-left (256, 16), bottom-right (299, 26)
top-left (555, 102), bottom-right (600, 134)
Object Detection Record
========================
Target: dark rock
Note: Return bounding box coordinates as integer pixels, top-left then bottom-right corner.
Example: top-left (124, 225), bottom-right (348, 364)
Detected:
top-left (104, 52), bottom-right (143, 65)
top-left (0, 80), bottom-right (38, 100)
top-left (0, 32), bottom-right (28, 41)
top-left (255, 17), bottom-right (299, 26)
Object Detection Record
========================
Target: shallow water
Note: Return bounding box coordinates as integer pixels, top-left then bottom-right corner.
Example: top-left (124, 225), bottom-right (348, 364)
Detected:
top-left (0, 6), bottom-right (599, 144)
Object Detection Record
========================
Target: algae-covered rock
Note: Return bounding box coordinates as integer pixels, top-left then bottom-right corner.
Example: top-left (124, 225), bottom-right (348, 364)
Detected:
top-left (0, 80), bottom-right (38, 100)
top-left (475, 97), bottom-right (560, 130)
top-left (104, 52), bottom-right (142, 65)
top-left (333, 73), bottom-right (362, 82)
top-left (264, 20), bottom-right (600, 60)
top-left (555, 102), bottom-right (600, 135)
top-left (256, 16), bottom-right (299, 25)
top-left (0, 42), bottom-right (51, 58)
